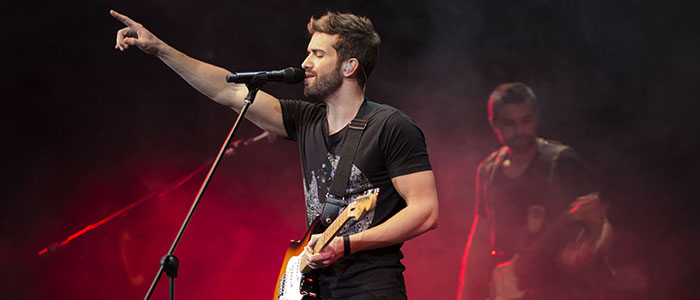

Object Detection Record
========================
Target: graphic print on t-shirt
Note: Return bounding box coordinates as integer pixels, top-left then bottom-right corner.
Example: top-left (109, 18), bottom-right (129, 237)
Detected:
top-left (304, 153), bottom-right (375, 236)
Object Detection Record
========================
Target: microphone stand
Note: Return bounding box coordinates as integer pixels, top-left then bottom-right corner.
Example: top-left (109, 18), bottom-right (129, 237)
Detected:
top-left (143, 75), bottom-right (269, 300)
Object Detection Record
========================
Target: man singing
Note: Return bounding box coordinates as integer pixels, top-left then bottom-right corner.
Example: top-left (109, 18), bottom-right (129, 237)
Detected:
top-left (111, 10), bottom-right (438, 299)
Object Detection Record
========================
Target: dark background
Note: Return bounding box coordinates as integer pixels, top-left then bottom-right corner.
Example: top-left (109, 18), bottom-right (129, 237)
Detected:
top-left (2, 0), bottom-right (698, 299)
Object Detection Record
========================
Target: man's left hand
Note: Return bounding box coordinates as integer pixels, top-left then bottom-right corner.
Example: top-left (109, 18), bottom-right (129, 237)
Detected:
top-left (303, 234), bottom-right (345, 269)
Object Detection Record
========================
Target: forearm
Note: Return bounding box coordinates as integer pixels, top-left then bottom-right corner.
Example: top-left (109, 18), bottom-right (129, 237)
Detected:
top-left (155, 43), bottom-right (247, 109)
top-left (154, 43), bottom-right (287, 136)
top-left (588, 218), bottom-right (613, 254)
top-left (459, 250), bottom-right (490, 300)
top-left (458, 215), bottom-right (491, 300)
top-left (567, 193), bottom-right (614, 256)
top-left (111, 10), bottom-right (287, 136)
top-left (558, 217), bottom-right (614, 270)
top-left (348, 198), bottom-right (438, 253)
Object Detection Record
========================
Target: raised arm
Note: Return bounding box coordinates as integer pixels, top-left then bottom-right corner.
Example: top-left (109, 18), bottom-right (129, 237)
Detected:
top-left (110, 10), bottom-right (287, 137)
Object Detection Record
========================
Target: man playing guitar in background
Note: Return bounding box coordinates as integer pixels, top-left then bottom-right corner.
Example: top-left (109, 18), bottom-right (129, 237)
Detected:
top-left (457, 83), bottom-right (614, 300)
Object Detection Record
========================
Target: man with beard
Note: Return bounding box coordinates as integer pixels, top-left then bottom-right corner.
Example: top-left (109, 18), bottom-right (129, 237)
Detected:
top-left (111, 10), bottom-right (438, 299)
top-left (457, 83), bottom-right (613, 300)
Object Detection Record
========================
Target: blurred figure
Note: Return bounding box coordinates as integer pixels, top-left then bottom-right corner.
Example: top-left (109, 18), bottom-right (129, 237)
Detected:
top-left (457, 83), bottom-right (614, 300)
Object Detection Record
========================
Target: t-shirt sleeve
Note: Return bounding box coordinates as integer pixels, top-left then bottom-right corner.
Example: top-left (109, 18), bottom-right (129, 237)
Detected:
top-left (380, 111), bottom-right (432, 178)
top-left (554, 148), bottom-right (599, 202)
top-left (279, 99), bottom-right (316, 142)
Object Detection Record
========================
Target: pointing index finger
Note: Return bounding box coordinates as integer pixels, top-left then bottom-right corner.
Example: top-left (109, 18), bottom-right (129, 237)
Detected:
top-left (110, 9), bottom-right (137, 27)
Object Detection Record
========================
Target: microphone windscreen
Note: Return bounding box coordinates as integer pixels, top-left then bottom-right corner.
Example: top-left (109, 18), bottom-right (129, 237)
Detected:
top-left (282, 67), bottom-right (305, 84)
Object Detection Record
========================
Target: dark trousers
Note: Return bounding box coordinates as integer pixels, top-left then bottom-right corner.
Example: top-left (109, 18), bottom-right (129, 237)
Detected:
top-left (322, 288), bottom-right (407, 300)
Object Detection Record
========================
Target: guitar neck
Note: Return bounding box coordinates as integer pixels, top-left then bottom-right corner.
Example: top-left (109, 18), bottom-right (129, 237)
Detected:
top-left (296, 189), bottom-right (377, 273)
top-left (315, 208), bottom-right (353, 253)
top-left (298, 207), bottom-right (354, 273)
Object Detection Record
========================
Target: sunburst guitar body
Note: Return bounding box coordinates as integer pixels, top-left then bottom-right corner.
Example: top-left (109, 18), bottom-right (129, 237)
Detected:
top-left (273, 189), bottom-right (378, 300)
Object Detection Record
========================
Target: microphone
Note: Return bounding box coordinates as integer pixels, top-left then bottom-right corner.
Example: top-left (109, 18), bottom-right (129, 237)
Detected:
top-left (226, 67), bottom-right (305, 84)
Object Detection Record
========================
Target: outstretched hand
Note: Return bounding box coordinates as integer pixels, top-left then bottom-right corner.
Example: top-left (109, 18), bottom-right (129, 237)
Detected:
top-left (110, 10), bottom-right (162, 55)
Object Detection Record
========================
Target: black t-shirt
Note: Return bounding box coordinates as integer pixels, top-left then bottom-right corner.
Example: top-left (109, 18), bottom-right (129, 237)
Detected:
top-left (476, 140), bottom-right (599, 299)
top-left (280, 99), bottom-right (432, 298)
top-left (480, 148), bottom-right (597, 259)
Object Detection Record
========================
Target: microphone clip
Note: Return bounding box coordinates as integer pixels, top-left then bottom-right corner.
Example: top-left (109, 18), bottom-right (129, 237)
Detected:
top-left (243, 74), bottom-right (267, 104)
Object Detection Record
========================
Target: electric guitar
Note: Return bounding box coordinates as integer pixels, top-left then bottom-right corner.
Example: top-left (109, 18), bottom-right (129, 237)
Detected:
top-left (273, 189), bottom-right (378, 300)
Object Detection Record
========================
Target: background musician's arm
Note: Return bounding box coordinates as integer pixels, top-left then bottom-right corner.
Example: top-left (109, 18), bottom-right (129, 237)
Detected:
top-left (557, 148), bottom-right (615, 268)
top-left (560, 194), bottom-right (614, 268)
top-left (457, 214), bottom-right (492, 300)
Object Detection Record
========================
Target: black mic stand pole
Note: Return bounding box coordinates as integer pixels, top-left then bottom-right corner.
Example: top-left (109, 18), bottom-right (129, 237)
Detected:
top-left (143, 75), bottom-right (269, 300)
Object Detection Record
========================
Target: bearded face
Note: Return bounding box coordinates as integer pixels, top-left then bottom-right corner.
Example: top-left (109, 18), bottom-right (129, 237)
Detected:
top-left (491, 102), bottom-right (539, 154)
top-left (503, 132), bottom-right (536, 154)
top-left (301, 32), bottom-right (345, 101)
top-left (304, 62), bottom-right (343, 100)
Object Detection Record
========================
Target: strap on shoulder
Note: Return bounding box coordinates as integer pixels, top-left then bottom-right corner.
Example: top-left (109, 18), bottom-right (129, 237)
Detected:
top-left (536, 138), bottom-right (570, 184)
top-left (320, 100), bottom-right (377, 226)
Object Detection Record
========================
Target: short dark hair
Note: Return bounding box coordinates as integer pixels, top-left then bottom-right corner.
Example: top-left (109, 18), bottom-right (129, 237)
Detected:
top-left (307, 11), bottom-right (381, 86)
top-left (488, 82), bottom-right (538, 122)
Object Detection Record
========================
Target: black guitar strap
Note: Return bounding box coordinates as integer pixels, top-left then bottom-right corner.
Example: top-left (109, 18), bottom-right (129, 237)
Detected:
top-left (320, 100), bottom-right (376, 227)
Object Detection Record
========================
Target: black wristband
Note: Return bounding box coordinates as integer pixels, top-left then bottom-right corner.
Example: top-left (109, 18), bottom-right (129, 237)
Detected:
top-left (343, 235), bottom-right (351, 257)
